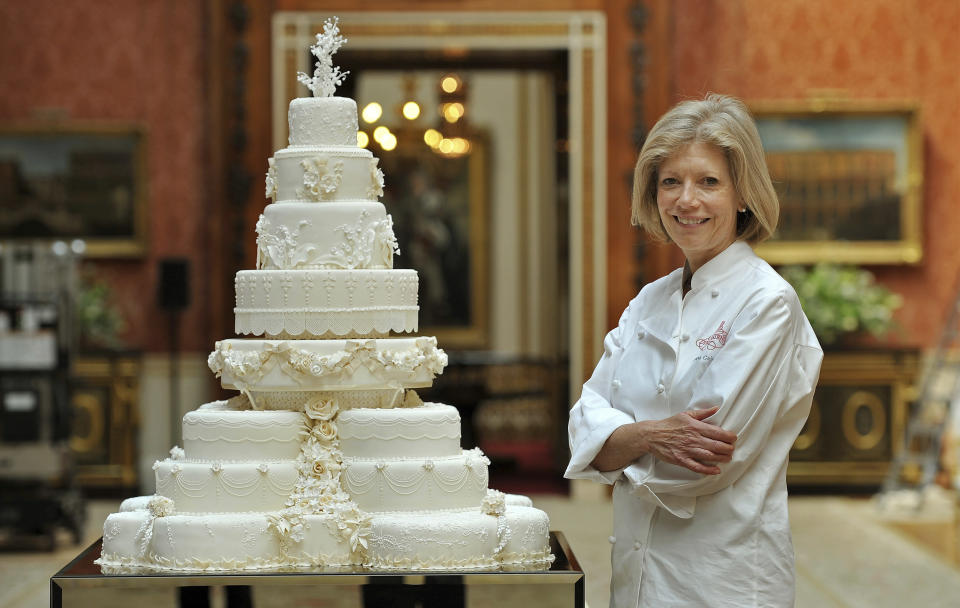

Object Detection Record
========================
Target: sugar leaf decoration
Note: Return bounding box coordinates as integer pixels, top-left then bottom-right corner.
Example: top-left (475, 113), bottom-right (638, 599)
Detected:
top-left (297, 17), bottom-right (349, 98)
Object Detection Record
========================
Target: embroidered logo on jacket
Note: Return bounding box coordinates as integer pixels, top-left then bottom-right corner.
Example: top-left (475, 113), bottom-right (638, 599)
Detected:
top-left (696, 321), bottom-right (728, 351)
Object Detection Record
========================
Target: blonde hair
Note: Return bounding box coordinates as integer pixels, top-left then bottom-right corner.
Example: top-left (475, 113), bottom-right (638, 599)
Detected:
top-left (631, 93), bottom-right (779, 244)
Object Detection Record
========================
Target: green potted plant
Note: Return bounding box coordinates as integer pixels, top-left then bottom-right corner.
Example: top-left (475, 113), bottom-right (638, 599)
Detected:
top-left (780, 263), bottom-right (902, 347)
top-left (75, 275), bottom-right (126, 351)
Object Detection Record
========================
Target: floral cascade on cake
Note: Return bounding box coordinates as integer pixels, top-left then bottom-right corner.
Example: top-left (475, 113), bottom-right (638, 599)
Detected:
top-left (96, 18), bottom-right (554, 572)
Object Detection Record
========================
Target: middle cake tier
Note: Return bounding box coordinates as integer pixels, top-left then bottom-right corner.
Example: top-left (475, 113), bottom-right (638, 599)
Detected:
top-left (235, 269), bottom-right (419, 337)
top-left (209, 337), bottom-right (447, 393)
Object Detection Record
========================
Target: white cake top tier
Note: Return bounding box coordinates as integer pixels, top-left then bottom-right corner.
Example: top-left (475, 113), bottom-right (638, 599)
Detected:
top-left (288, 97), bottom-right (358, 147)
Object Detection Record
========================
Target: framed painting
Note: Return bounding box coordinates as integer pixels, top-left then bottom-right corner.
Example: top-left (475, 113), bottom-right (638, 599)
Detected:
top-left (0, 124), bottom-right (147, 257)
top-left (750, 101), bottom-right (922, 265)
top-left (379, 129), bottom-right (489, 349)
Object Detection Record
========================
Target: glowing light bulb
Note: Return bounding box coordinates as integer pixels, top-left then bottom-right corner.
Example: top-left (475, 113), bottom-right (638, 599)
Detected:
top-left (373, 126), bottom-right (391, 143)
top-left (402, 101), bottom-right (421, 120)
top-left (441, 75), bottom-right (461, 93)
top-left (357, 131), bottom-right (370, 148)
top-left (442, 102), bottom-right (464, 123)
top-left (451, 138), bottom-right (470, 155)
top-left (424, 129), bottom-right (442, 148)
top-left (439, 138), bottom-right (455, 155)
top-left (381, 133), bottom-right (398, 151)
top-left (361, 102), bottom-right (383, 124)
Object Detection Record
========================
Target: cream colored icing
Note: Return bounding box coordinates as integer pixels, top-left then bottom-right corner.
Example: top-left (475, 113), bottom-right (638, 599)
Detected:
top-left (337, 403), bottom-right (461, 458)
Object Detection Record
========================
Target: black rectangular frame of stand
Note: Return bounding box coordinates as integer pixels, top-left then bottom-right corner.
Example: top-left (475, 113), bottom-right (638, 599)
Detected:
top-left (51, 531), bottom-right (584, 608)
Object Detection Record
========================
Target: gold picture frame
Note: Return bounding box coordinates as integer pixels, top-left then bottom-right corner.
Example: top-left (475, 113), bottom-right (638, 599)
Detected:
top-left (0, 123), bottom-right (148, 257)
top-left (750, 100), bottom-right (923, 265)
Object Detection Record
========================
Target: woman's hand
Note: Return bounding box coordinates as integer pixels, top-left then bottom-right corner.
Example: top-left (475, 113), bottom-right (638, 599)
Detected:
top-left (637, 406), bottom-right (737, 475)
top-left (591, 406), bottom-right (737, 474)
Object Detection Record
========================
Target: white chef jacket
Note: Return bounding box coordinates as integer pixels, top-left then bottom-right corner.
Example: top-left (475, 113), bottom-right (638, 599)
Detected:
top-left (565, 240), bottom-right (822, 608)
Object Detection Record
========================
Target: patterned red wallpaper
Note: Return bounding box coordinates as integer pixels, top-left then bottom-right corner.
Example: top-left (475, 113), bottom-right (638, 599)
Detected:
top-left (3, 1), bottom-right (956, 351)
top-left (664, 0), bottom-right (960, 348)
top-left (0, 0), bottom-right (210, 351)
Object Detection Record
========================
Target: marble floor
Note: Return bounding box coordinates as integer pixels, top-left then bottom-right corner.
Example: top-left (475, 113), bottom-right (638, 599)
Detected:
top-left (3, 495), bottom-right (960, 608)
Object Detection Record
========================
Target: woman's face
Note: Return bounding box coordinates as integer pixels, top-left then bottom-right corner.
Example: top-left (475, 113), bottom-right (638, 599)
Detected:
top-left (656, 141), bottom-right (741, 273)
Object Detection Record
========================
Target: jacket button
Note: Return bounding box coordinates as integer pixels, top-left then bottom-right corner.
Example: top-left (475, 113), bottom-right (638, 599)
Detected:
top-left (656, 383), bottom-right (665, 394)
top-left (711, 289), bottom-right (719, 298)
top-left (680, 333), bottom-right (689, 342)
top-left (637, 330), bottom-right (645, 340)
top-left (608, 536), bottom-right (617, 544)
top-left (612, 379), bottom-right (622, 390)
top-left (634, 541), bottom-right (642, 550)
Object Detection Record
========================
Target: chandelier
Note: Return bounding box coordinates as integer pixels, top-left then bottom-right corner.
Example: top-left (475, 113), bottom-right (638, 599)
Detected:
top-left (357, 73), bottom-right (473, 158)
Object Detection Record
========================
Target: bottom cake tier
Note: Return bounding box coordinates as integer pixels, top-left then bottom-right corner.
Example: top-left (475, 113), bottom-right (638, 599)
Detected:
top-left (97, 493), bottom-right (553, 572)
top-left (97, 508), bottom-right (355, 571)
top-left (365, 503), bottom-right (553, 570)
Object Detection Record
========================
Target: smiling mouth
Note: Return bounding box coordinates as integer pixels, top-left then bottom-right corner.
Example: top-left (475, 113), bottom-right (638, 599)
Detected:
top-left (676, 216), bottom-right (708, 225)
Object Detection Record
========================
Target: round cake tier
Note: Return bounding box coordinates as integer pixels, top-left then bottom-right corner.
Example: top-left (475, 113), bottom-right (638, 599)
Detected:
top-left (208, 337), bottom-right (447, 393)
top-left (182, 404), bottom-right (307, 461)
top-left (340, 449), bottom-right (489, 513)
top-left (234, 269), bottom-right (419, 338)
top-left (256, 202), bottom-right (398, 271)
top-left (154, 459), bottom-right (299, 513)
top-left (338, 403), bottom-right (461, 459)
top-left (364, 502), bottom-right (553, 570)
top-left (99, 509), bottom-right (354, 571)
top-left (272, 147), bottom-right (382, 203)
top-left (367, 509), bottom-right (498, 570)
top-left (288, 96), bottom-right (358, 147)
top-left (498, 505), bottom-right (554, 566)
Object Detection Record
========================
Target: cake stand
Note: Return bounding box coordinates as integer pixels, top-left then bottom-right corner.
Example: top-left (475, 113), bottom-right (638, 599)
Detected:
top-left (51, 531), bottom-right (583, 608)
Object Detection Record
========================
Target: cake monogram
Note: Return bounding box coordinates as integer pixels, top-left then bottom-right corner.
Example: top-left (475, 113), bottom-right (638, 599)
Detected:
top-left (96, 17), bottom-right (553, 574)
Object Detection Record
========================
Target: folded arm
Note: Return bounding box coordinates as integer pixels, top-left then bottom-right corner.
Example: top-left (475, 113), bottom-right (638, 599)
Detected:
top-left (622, 293), bottom-right (821, 516)
top-left (591, 405), bottom-right (737, 475)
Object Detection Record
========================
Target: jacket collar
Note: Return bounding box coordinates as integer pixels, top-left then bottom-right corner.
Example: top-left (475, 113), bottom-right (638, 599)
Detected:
top-left (686, 240), bottom-right (756, 293)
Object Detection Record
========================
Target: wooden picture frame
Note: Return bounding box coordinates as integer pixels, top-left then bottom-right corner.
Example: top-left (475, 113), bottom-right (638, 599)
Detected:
top-left (0, 124), bottom-right (147, 257)
top-left (750, 101), bottom-right (923, 265)
top-left (378, 129), bottom-right (490, 349)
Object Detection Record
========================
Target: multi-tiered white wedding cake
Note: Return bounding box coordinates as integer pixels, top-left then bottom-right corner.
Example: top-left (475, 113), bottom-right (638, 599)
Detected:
top-left (96, 19), bottom-right (553, 573)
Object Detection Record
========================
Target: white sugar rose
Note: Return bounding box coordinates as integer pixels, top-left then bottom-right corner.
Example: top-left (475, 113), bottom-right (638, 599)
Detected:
top-left (304, 397), bottom-right (339, 421)
top-left (314, 420), bottom-right (337, 442)
top-left (312, 460), bottom-right (327, 476)
top-left (169, 446), bottom-right (185, 460)
top-left (148, 496), bottom-right (175, 518)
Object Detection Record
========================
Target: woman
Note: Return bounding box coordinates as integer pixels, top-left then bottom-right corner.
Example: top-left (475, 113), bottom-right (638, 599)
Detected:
top-left (565, 94), bottom-right (822, 607)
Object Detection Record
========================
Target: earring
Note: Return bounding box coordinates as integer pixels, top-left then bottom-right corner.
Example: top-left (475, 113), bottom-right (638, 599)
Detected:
top-left (738, 207), bottom-right (746, 213)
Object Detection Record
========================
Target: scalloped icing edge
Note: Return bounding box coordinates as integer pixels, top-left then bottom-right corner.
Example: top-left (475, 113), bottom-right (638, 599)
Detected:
top-left (235, 309), bottom-right (418, 337)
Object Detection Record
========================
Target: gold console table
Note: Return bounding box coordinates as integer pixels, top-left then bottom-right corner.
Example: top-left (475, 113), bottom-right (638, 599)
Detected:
top-left (788, 349), bottom-right (919, 486)
top-left (51, 532), bottom-right (584, 608)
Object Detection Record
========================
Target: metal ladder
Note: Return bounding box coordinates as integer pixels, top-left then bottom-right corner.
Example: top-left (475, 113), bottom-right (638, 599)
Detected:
top-left (881, 273), bottom-right (960, 500)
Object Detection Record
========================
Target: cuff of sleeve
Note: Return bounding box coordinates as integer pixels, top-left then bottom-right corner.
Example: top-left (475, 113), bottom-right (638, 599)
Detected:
top-left (564, 411), bottom-right (635, 485)
top-left (624, 462), bottom-right (696, 519)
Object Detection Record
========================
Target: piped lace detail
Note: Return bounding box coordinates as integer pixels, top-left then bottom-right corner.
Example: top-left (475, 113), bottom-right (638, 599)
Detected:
top-left (255, 211), bottom-right (399, 270)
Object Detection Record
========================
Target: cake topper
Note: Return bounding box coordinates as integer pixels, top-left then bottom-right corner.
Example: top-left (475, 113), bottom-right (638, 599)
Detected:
top-left (297, 17), bottom-right (349, 98)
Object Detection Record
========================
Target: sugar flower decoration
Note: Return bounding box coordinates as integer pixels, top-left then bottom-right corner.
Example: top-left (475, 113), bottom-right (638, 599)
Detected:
top-left (265, 157), bottom-right (277, 202)
top-left (482, 490), bottom-right (506, 517)
top-left (297, 17), bottom-right (349, 98)
top-left (148, 496), bottom-right (175, 518)
top-left (304, 396), bottom-right (339, 421)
